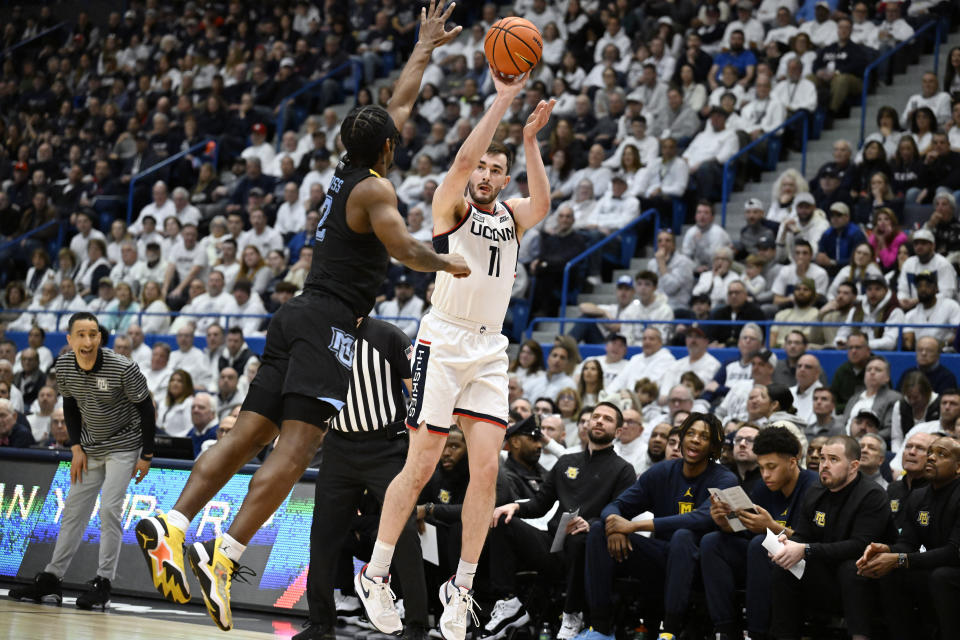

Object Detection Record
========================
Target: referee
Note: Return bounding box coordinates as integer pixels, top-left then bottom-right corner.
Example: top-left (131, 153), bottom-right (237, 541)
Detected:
top-left (296, 317), bottom-right (428, 640)
top-left (9, 312), bottom-right (156, 610)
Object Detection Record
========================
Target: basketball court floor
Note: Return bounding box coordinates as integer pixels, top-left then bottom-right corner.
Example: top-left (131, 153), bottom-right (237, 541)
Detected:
top-left (0, 586), bottom-right (374, 640)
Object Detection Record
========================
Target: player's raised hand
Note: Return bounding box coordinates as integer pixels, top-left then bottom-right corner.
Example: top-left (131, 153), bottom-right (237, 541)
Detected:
top-left (524, 99), bottom-right (556, 138)
top-left (490, 66), bottom-right (528, 99)
top-left (418, 1), bottom-right (462, 50)
top-left (444, 253), bottom-right (471, 278)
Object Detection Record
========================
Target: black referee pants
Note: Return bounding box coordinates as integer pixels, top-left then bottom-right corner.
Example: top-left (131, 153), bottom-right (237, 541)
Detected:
top-left (305, 430), bottom-right (428, 627)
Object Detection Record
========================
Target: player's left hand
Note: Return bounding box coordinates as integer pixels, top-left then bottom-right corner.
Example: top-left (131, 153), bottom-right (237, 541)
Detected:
top-left (523, 99), bottom-right (556, 139)
top-left (737, 505), bottom-right (775, 534)
top-left (418, 0), bottom-right (461, 50)
top-left (132, 458), bottom-right (151, 484)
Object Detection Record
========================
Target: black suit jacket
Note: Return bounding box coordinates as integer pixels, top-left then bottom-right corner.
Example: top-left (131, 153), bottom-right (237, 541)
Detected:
top-left (708, 302), bottom-right (766, 346)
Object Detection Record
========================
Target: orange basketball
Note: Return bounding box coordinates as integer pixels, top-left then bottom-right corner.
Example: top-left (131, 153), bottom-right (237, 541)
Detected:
top-left (484, 17), bottom-right (542, 78)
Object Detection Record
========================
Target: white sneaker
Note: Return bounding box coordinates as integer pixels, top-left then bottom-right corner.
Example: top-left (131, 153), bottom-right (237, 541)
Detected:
top-left (481, 597), bottom-right (529, 640)
top-left (354, 565), bottom-right (402, 635)
top-left (336, 590), bottom-right (363, 624)
top-left (557, 612), bottom-right (584, 640)
top-left (438, 578), bottom-right (480, 640)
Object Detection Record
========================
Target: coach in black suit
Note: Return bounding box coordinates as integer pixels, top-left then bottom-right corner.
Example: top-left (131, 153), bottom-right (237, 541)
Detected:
top-left (707, 279), bottom-right (766, 347)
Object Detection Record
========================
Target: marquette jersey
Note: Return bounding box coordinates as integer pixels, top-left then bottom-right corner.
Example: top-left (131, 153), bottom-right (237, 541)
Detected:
top-left (431, 201), bottom-right (519, 327)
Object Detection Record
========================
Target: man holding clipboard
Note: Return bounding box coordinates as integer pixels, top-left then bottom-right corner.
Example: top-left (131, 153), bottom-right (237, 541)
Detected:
top-left (700, 426), bottom-right (817, 640)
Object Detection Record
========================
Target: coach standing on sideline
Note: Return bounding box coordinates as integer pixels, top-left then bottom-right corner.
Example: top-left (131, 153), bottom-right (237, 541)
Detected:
top-left (9, 312), bottom-right (155, 610)
top-left (296, 317), bottom-right (428, 640)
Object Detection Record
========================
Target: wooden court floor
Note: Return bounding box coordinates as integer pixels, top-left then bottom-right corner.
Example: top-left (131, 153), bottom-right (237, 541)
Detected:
top-left (0, 596), bottom-right (293, 639)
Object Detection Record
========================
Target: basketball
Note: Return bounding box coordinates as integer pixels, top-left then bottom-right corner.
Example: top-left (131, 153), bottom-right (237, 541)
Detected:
top-left (484, 17), bottom-right (543, 78)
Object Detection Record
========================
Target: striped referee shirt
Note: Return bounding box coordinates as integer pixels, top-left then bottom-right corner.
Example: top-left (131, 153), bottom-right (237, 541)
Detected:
top-left (330, 317), bottom-right (412, 433)
top-left (55, 348), bottom-right (151, 457)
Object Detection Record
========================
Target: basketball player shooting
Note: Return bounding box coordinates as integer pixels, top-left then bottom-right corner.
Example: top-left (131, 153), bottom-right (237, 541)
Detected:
top-left (133, 2), bottom-right (468, 631)
top-left (355, 70), bottom-right (555, 640)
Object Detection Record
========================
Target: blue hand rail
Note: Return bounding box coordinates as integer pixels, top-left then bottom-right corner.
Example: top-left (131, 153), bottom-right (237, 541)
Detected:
top-left (525, 316), bottom-right (956, 351)
top-left (720, 109), bottom-right (809, 226)
top-left (859, 19), bottom-right (944, 147)
top-left (0, 21), bottom-right (66, 60)
top-left (558, 209), bottom-right (660, 333)
top-left (126, 138), bottom-right (218, 225)
top-left (274, 60), bottom-right (363, 149)
top-left (0, 219), bottom-right (65, 254)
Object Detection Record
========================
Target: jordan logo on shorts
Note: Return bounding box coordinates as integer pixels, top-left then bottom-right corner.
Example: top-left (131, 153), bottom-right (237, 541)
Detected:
top-left (328, 328), bottom-right (356, 369)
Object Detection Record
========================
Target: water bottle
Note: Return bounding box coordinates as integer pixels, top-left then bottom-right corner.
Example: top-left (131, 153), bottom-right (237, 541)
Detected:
top-left (538, 623), bottom-right (553, 640)
top-left (634, 624), bottom-right (648, 640)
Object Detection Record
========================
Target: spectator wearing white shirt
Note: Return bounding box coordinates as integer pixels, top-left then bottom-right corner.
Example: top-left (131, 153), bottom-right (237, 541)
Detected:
top-left (613, 407), bottom-right (649, 475)
top-left (772, 58), bottom-right (819, 115)
top-left (397, 155), bottom-right (440, 206)
top-left (170, 186), bottom-right (201, 228)
top-left (108, 241), bottom-right (148, 297)
top-left (524, 344), bottom-right (578, 403)
top-left (238, 208), bottom-right (284, 258)
top-left (223, 279), bottom-right (268, 338)
top-left (299, 151), bottom-right (335, 204)
top-left (377, 275), bottom-right (424, 340)
top-left (126, 324), bottom-right (153, 369)
top-left (764, 7), bottom-right (799, 46)
top-left (275, 182), bottom-right (306, 239)
top-left (850, 2), bottom-right (880, 49)
top-left (799, 2), bottom-right (838, 48)
top-left (626, 66), bottom-right (669, 134)
top-left (897, 229), bottom-right (958, 309)
top-left (603, 116), bottom-right (660, 169)
top-left (608, 327), bottom-right (677, 394)
top-left (162, 223), bottom-right (207, 309)
top-left (772, 239), bottom-right (830, 306)
top-left (593, 15), bottom-right (632, 63)
top-left (790, 354), bottom-right (825, 426)
top-left (573, 274), bottom-right (640, 344)
top-left (620, 270), bottom-right (676, 344)
top-left (267, 131), bottom-right (304, 177)
top-left (188, 270), bottom-right (233, 335)
top-left (643, 37), bottom-right (677, 86)
top-left (835, 276), bottom-right (905, 350)
top-left (902, 271), bottom-right (960, 350)
top-left (75, 238), bottom-right (112, 298)
top-left (692, 247), bottom-right (741, 308)
top-left (683, 107), bottom-right (740, 201)
top-left (657, 327), bottom-right (722, 404)
top-left (240, 122), bottom-right (276, 171)
top-left (589, 173), bottom-right (640, 230)
top-left (129, 181), bottom-right (176, 235)
top-left (647, 228), bottom-right (696, 309)
top-left (775, 192), bottom-right (830, 264)
top-left (567, 144), bottom-right (612, 201)
top-left (723, 2), bottom-right (765, 50)
top-left (169, 322), bottom-right (214, 390)
top-left (739, 75), bottom-right (787, 139)
top-left (68, 211), bottom-right (106, 263)
top-left (142, 241), bottom-right (170, 285)
top-left (8, 281), bottom-right (60, 333)
top-left (877, 1), bottom-right (915, 53)
top-left (158, 369), bottom-right (195, 438)
top-left (633, 137), bottom-right (689, 212)
top-left (54, 278), bottom-right (86, 331)
top-left (138, 280), bottom-right (171, 335)
top-left (143, 342), bottom-right (174, 400)
top-left (681, 201), bottom-right (734, 273)
top-left (901, 72), bottom-right (952, 130)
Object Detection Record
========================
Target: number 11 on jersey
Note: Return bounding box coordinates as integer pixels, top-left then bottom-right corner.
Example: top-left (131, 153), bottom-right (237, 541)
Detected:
top-left (488, 245), bottom-right (501, 277)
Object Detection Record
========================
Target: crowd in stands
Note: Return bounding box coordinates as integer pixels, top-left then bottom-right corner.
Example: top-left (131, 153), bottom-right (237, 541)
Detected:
top-left (3, 0), bottom-right (960, 638)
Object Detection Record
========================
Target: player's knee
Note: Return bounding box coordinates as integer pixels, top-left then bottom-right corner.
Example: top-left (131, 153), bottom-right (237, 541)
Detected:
top-left (470, 455), bottom-right (499, 484)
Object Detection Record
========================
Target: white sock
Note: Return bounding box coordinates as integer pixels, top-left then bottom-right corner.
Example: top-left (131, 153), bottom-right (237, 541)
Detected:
top-left (218, 533), bottom-right (246, 563)
top-left (366, 540), bottom-right (395, 578)
top-left (454, 559), bottom-right (478, 590)
top-left (165, 509), bottom-right (190, 533)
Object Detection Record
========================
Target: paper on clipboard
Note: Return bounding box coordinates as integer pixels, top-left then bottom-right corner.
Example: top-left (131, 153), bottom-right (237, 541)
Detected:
top-left (762, 528), bottom-right (805, 579)
top-left (550, 509), bottom-right (580, 553)
top-left (419, 522), bottom-right (439, 566)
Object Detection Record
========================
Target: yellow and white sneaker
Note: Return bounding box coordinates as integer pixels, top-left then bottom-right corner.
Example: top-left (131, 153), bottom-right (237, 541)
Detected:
top-left (188, 538), bottom-right (255, 631)
top-left (135, 514), bottom-right (190, 604)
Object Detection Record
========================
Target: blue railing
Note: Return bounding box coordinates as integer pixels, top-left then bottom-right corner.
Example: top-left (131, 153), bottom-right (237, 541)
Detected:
top-left (127, 138), bottom-right (218, 225)
top-left (274, 60), bottom-right (362, 149)
top-left (0, 21), bottom-right (66, 60)
top-left (558, 209), bottom-right (660, 333)
top-left (859, 18), bottom-right (945, 147)
top-left (526, 316), bottom-right (956, 351)
top-left (721, 110), bottom-right (809, 226)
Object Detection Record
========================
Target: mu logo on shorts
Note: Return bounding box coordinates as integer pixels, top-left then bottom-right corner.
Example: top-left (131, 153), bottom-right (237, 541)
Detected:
top-left (814, 511), bottom-right (826, 527)
top-left (328, 328), bottom-right (355, 369)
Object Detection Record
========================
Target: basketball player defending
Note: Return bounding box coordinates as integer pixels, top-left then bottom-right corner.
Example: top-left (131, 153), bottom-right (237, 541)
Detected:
top-left (134, 2), bottom-right (468, 631)
top-left (356, 71), bottom-right (556, 640)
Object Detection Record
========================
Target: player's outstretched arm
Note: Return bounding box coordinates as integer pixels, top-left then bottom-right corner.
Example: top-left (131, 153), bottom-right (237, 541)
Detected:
top-left (432, 69), bottom-right (528, 227)
top-left (509, 98), bottom-right (556, 232)
top-left (387, 1), bottom-right (462, 131)
top-left (360, 177), bottom-right (470, 277)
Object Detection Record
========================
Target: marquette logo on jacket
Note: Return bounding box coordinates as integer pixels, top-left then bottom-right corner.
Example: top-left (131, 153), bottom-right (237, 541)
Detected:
top-left (565, 467), bottom-right (579, 480)
top-left (917, 511), bottom-right (930, 526)
top-left (438, 489), bottom-right (451, 504)
top-left (678, 502), bottom-right (693, 514)
top-left (890, 499), bottom-right (900, 513)
top-left (814, 511), bottom-right (826, 527)
top-left (96, 377), bottom-right (109, 391)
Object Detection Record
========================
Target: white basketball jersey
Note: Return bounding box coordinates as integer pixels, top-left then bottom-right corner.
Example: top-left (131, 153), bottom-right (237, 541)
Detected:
top-left (431, 201), bottom-right (519, 327)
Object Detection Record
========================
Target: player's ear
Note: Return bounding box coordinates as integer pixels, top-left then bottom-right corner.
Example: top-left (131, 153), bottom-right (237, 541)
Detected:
top-left (502, 175), bottom-right (511, 189)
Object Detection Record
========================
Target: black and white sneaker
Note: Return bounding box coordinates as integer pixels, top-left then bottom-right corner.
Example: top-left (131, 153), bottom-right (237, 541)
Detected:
top-left (479, 596), bottom-right (528, 640)
top-left (75, 576), bottom-right (111, 611)
top-left (8, 571), bottom-right (62, 605)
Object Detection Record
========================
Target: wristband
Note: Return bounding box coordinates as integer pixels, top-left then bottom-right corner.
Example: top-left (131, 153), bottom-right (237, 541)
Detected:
top-left (140, 453), bottom-right (154, 461)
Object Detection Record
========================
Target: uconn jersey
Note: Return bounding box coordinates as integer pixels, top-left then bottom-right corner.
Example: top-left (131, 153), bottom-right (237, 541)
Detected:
top-left (406, 201), bottom-right (518, 433)
top-left (431, 201), bottom-right (519, 329)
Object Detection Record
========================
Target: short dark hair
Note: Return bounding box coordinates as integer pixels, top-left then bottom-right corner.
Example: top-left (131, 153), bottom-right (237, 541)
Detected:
top-left (678, 412), bottom-right (724, 460)
top-left (825, 434), bottom-right (861, 462)
top-left (794, 239), bottom-right (812, 252)
top-left (485, 141), bottom-right (514, 174)
top-left (232, 279), bottom-right (252, 295)
top-left (68, 311), bottom-right (101, 334)
top-left (594, 401), bottom-right (624, 429)
top-left (227, 326), bottom-right (244, 337)
top-left (635, 270), bottom-right (658, 286)
top-left (942, 388), bottom-right (960, 400)
top-left (786, 329), bottom-right (808, 344)
top-left (837, 281), bottom-right (858, 295)
top-left (753, 426), bottom-right (802, 457)
top-left (341, 105), bottom-right (398, 168)
top-left (534, 397), bottom-right (558, 413)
